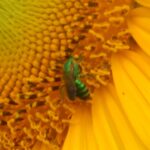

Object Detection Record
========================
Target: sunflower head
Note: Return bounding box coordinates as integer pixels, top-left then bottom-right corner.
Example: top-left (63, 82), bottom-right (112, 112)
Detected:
top-left (0, 0), bottom-right (136, 149)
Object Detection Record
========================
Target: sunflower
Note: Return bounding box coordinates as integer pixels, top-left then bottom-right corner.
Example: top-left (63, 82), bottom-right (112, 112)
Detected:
top-left (0, 0), bottom-right (150, 150)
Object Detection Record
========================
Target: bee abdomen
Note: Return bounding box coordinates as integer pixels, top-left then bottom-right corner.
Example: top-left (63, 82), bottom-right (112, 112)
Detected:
top-left (75, 79), bottom-right (90, 100)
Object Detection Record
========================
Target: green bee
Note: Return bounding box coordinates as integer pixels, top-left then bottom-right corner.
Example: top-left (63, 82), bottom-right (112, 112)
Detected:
top-left (63, 56), bottom-right (90, 100)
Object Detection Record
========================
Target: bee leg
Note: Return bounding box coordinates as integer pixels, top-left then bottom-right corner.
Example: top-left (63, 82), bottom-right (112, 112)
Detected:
top-left (59, 84), bottom-right (66, 100)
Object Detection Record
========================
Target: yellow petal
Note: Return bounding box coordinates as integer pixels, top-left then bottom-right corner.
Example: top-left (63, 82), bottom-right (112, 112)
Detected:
top-left (92, 88), bottom-right (123, 150)
top-left (135, 0), bottom-right (150, 7)
top-left (92, 86), bottom-right (146, 149)
top-left (136, 47), bottom-right (150, 66)
top-left (128, 7), bottom-right (150, 56)
top-left (111, 51), bottom-right (150, 149)
top-left (62, 105), bottom-right (98, 150)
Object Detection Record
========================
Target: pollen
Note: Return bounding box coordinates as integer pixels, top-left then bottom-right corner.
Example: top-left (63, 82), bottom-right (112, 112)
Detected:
top-left (0, 0), bottom-right (133, 149)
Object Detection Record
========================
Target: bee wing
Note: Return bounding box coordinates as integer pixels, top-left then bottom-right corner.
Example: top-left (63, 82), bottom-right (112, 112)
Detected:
top-left (64, 74), bottom-right (76, 100)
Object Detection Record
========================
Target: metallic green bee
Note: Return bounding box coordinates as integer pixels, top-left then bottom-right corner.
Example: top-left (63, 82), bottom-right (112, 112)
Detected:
top-left (63, 56), bottom-right (90, 100)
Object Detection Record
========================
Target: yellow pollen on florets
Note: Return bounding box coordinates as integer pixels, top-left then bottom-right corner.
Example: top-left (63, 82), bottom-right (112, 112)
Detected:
top-left (0, 0), bottom-right (133, 149)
